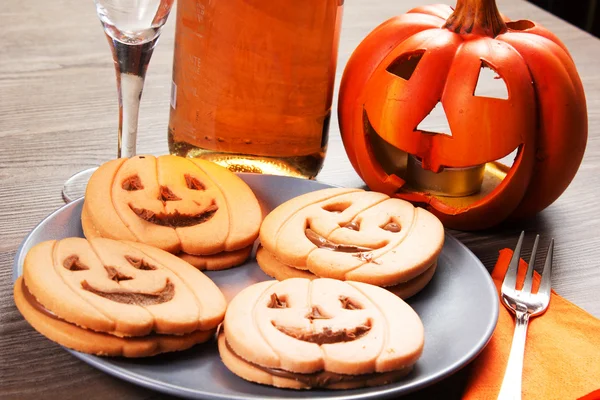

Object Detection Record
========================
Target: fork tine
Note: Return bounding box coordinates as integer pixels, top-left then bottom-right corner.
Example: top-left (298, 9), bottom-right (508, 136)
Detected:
top-left (502, 231), bottom-right (525, 290)
top-left (538, 238), bottom-right (554, 297)
top-left (521, 234), bottom-right (539, 294)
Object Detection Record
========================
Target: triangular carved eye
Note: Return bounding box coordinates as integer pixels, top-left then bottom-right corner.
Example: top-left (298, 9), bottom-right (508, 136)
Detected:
top-left (474, 61), bottom-right (509, 100)
top-left (386, 50), bottom-right (425, 80)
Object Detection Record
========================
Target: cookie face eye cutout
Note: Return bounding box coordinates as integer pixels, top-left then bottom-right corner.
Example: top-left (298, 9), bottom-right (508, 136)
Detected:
top-left (122, 175), bottom-right (144, 191)
top-left (386, 50), bottom-right (425, 80)
top-left (185, 174), bottom-right (206, 190)
top-left (63, 255), bottom-right (89, 271)
top-left (474, 61), bottom-right (509, 100)
top-left (124, 255), bottom-right (156, 270)
top-left (339, 296), bottom-right (362, 310)
top-left (268, 293), bottom-right (288, 309)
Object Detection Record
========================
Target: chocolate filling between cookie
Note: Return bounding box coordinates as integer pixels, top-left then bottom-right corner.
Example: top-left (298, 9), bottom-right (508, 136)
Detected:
top-left (224, 338), bottom-right (397, 387)
top-left (21, 279), bottom-right (62, 321)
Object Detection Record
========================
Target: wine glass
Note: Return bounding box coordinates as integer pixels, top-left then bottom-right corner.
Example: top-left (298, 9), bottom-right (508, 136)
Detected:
top-left (61, 0), bottom-right (175, 203)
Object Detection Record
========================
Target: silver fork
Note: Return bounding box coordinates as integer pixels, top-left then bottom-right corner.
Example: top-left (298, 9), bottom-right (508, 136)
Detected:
top-left (497, 231), bottom-right (554, 400)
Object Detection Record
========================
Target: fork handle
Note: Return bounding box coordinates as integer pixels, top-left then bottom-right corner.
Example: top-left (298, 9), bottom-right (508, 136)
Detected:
top-left (497, 309), bottom-right (530, 400)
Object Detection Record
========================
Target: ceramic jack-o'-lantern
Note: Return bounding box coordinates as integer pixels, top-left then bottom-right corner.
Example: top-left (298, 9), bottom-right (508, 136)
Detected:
top-left (338, 0), bottom-right (587, 230)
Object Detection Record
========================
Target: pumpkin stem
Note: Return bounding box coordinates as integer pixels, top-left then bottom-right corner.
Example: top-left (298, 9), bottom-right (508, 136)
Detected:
top-left (444, 0), bottom-right (506, 37)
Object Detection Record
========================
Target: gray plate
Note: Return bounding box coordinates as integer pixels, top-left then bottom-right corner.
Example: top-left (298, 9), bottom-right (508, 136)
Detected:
top-left (13, 174), bottom-right (498, 400)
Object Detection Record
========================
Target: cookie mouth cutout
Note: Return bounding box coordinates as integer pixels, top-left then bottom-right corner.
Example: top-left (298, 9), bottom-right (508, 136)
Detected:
top-left (81, 279), bottom-right (175, 305)
top-left (305, 228), bottom-right (378, 253)
top-left (130, 203), bottom-right (218, 228)
top-left (273, 321), bottom-right (373, 345)
top-left (304, 221), bottom-right (401, 255)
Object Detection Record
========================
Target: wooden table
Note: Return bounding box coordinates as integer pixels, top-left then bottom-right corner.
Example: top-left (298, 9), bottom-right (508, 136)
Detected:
top-left (1, 0), bottom-right (599, 398)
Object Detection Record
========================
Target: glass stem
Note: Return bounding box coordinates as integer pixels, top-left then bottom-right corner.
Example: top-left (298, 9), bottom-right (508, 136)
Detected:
top-left (107, 35), bottom-right (158, 158)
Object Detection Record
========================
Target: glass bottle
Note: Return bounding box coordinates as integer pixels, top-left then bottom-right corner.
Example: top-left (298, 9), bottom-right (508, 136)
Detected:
top-left (168, 0), bottom-right (343, 178)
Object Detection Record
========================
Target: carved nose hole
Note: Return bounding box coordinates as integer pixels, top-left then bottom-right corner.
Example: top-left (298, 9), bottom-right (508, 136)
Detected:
top-left (381, 219), bottom-right (401, 233)
top-left (322, 201), bottom-right (351, 213)
top-left (416, 101), bottom-right (452, 137)
top-left (185, 174), bottom-right (206, 190)
top-left (306, 306), bottom-right (330, 321)
top-left (159, 186), bottom-right (181, 203)
top-left (104, 266), bottom-right (133, 283)
top-left (341, 220), bottom-right (360, 231)
top-left (122, 175), bottom-right (144, 191)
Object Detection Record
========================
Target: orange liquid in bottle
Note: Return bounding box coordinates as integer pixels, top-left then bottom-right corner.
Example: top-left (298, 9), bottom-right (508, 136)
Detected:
top-left (168, 0), bottom-right (343, 178)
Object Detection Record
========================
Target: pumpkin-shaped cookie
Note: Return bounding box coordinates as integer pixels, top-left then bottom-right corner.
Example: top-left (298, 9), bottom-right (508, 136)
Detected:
top-left (82, 155), bottom-right (262, 270)
top-left (258, 188), bottom-right (444, 295)
top-left (21, 237), bottom-right (226, 336)
top-left (219, 278), bottom-right (424, 389)
top-left (15, 237), bottom-right (226, 356)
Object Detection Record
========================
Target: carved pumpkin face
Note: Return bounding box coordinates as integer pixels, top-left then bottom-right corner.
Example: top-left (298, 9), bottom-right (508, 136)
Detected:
top-left (223, 278), bottom-right (424, 374)
top-left (83, 155), bottom-right (261, 256)
top-left (338, 2), bottom-right (587, 230)
top-left (22, 238), bottom-right (226, 337)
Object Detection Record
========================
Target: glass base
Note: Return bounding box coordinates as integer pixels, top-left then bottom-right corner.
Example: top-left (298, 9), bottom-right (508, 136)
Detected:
top-left (168, 131), bottom-right (326, 180)
top-left (62, 167), bottom-right (98, 203)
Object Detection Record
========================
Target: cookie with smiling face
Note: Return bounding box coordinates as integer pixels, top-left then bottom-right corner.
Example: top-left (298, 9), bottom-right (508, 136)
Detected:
top-left (14, 237), bottom-right (227, 357)
top-left (219, 278), bottom-right (424, 389)
top-left (257, 188), bottom-right (444, 298)
top-left (82, 155), bottom-right (262, 270)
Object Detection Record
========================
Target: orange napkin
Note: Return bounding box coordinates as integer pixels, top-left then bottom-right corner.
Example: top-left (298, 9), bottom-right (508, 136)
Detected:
top-left (462, 249), bottom-right (600, 400)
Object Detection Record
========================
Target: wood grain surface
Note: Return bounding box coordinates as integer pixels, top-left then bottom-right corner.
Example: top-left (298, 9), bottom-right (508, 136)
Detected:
top-left (1, 0), bottom-right (599, 398)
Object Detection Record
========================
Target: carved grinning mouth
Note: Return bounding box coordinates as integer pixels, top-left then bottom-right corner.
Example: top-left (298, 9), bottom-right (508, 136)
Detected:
top-left (81, 279), bottom-right (175, 306)
top-left (363, 109), bottom-right (520, 200)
